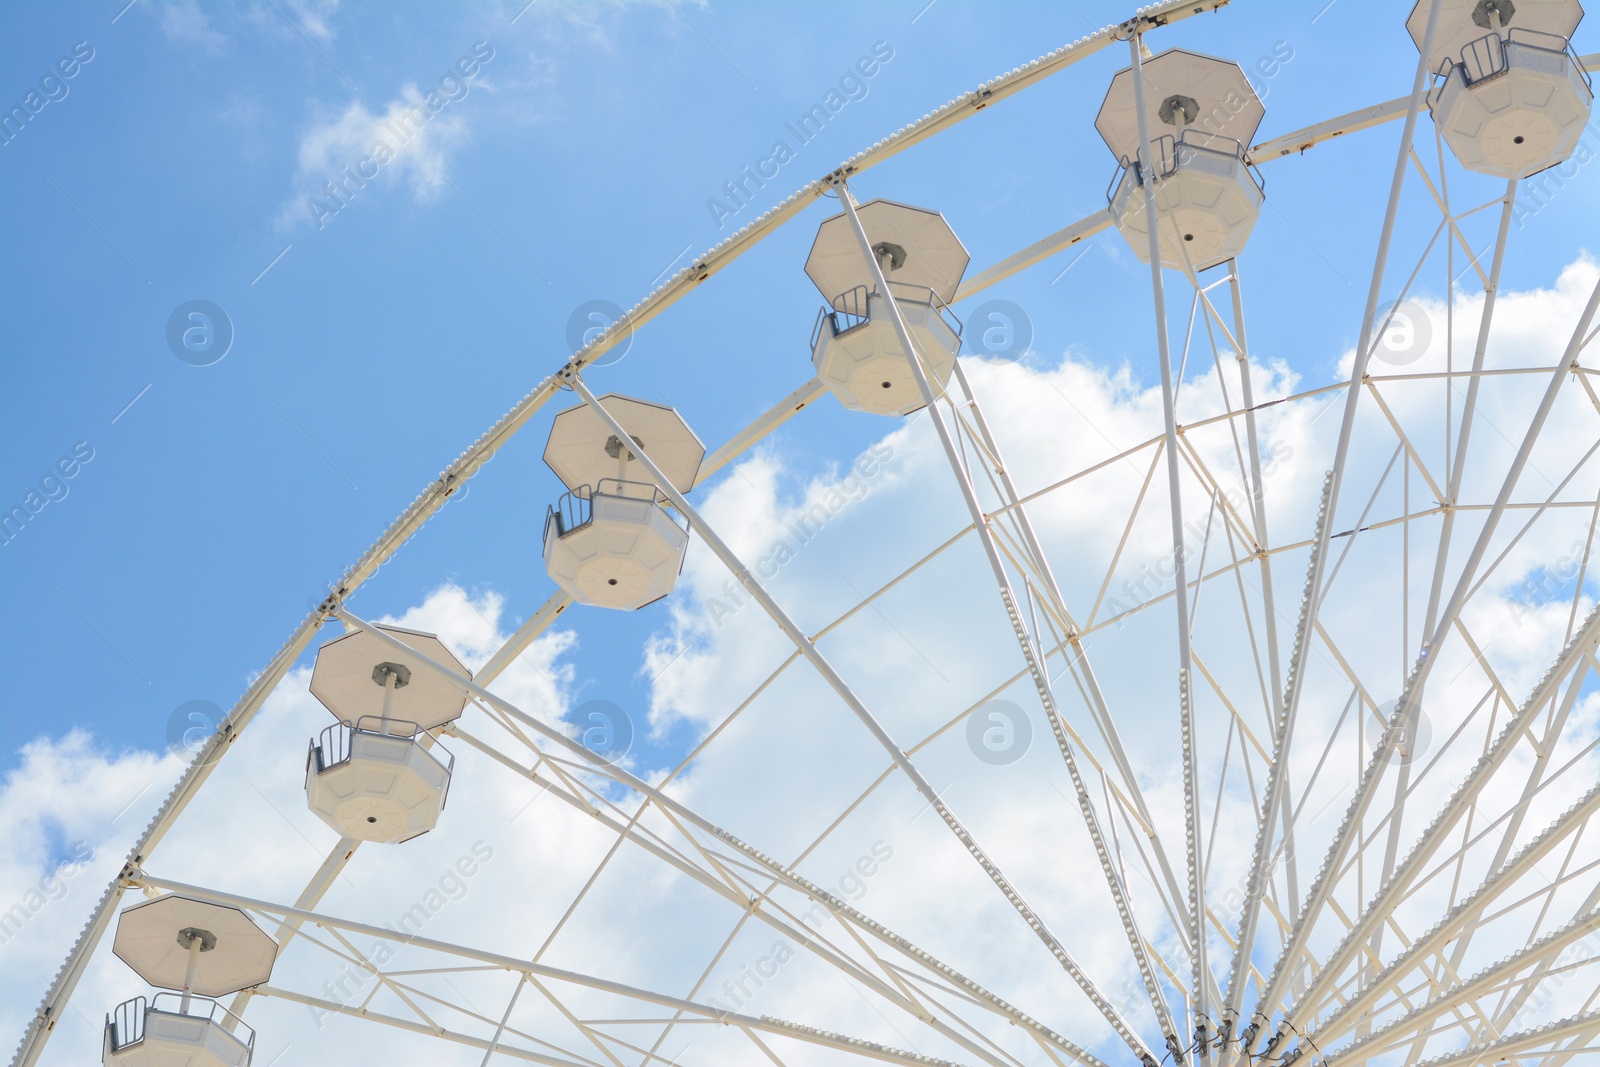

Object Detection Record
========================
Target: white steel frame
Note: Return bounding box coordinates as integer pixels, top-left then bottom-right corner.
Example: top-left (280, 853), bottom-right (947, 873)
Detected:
top-left (13, 3), bottom-right (1600, 1067)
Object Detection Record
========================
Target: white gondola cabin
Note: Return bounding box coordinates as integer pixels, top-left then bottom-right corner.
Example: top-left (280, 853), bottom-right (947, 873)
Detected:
top-left (107, 897), bottom-right (277, 1067)
top-left (304, 625), bottom-right (469, 842)
top-left (804, 200), bottom-right (969, 416)
top-left (1097, 49), bottom-right (1267, 272)
top-left (1411, 0), bottom-right (1592, 179)
top-left (542, 395), bottom-right (704, 610)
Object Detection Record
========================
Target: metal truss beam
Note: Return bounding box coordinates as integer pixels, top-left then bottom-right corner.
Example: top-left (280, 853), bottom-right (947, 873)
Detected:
top-left (1321, 906), bottom-right (1600, 1064)
top-left (1310, 776), bottom-right (1600, 1046)
top-left (339, 609), bottom-right (1108, 1067)
top-left (445, 725), bottom-right (1109, 1067)
top-left (560, 376), bottom-right (1158, 1062)
top-left (1277, 281), bottom-right (1600, 1034)
top-left (1344, 1008), bottom-right (1600, 1067)
top-left (129, 873), bottom-right (974, 1067)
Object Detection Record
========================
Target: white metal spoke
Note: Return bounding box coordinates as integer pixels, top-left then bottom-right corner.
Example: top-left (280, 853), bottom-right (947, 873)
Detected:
top-left (567, 350), bottom-right (1158, 1060)
top-left (352, 610), bottom-right (1116, 1067)
top-left (1273, 285), bottom-right (1600, 1037)
top-left (18, 9), bottom-right (1600, 1067)
top-left (131, 873), bottom-right (984, 1067)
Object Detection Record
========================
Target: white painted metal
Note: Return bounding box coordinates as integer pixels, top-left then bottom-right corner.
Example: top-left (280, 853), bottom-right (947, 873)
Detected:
top-left (7, 5), bottom-right (1236, 1062)
top-left (1127, 32), bottom-right (1209, 1052)
top-left (952, 211), bottom-right (1112, 300)
top-left (1422, 4), bottom-right (1594, 179)
top-left (309, 625), bottom-right (470, 731)
top-left (19, 2), bottom-right (1600, 1065)
top-left (111, 898), bottom-right (277, 998)
top-left (304, 724), bottom-right (452, 842)
top-left (543, 394), bottom-right (705, 494)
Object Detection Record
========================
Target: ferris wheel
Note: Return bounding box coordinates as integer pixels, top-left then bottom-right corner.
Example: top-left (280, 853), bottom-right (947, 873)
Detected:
top-left (12, 1), bottom-right (1600, 1066)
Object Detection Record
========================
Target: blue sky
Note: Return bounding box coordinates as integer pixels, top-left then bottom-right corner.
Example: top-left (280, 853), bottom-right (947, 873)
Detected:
top-left (5, 6), bottom-right (1600, 1065)
top-left (2, 0), bottom-right (1595, 774)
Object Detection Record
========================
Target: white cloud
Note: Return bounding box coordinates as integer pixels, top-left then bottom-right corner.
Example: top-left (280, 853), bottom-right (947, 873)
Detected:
top-left (6, 262), bottom-right (1599, 1066)
top-left (285, 0), bottom-right (341, 43)
top-left (157, 1), bottom-right (226, 51)
top-left (285, 88), bottom-right (469, 227)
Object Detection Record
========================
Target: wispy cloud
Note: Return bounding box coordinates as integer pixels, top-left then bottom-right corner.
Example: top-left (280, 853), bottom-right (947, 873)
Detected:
top-left (157, 0), bottom-right (226, 51)
top-left (285, 0), bottom-right (340, 42)
top-left (281, 39), bottom-right (497, 228)
top-left (282, 85), bottom-right (476, 227)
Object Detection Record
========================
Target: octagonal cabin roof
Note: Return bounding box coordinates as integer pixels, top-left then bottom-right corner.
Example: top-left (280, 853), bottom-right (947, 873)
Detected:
top-left (544, 393), bottom-right (705, 494)
top-left (1408, 0), bottom-right (1585, 71)
top-left (805, 199), bottom-right (969, 306)
top-left (113, 896), bottom-right (277, 997)
top-left (1096, 48), bottom-right (1265, 162)
top-left (310, 625), bottom-right (471, 730)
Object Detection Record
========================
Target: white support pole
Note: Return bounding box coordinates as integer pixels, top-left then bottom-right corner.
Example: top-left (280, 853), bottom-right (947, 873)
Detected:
top-left (558, 374), bottom-right (1157, 1063)
top-left (1128, 30), bottom-right (1208, 1048)
top-left (379, 668), bottom-right (397, 731)
top-left (831, 181), bottom-right (1182, 1057)
top-left (1239, 4), bottom-right (1445, 1051)
top-left (480, 975), bottom-right (527, 1067)
top-left (333, 609), bottom-right (1103, 1067)
top-left (127, 873), bottom-right (984, 1067)
top-left (1311, 775), bottom-right (1600, 1045)
top-left (946, 356), bottom-right (1196, 947)
top-left (178, 935), bottom-right (202, 1013)
top-left (953, 211), bottom-right (1114, 301)
top-left (1286, 599), bottom-right (1600, 1034)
